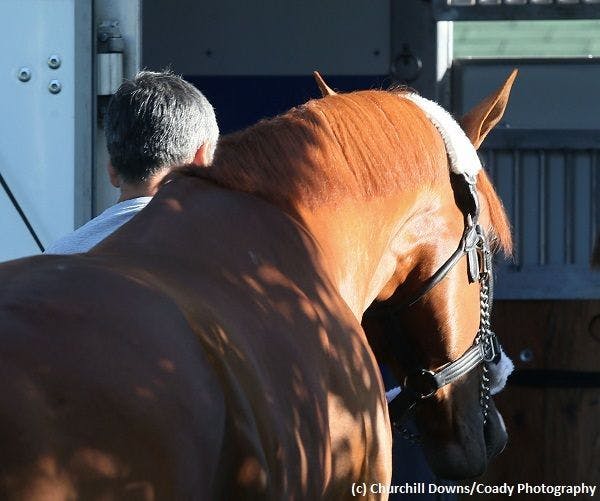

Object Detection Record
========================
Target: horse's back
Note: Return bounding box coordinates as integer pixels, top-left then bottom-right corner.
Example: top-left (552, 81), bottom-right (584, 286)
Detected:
top-left (0, 180), bottom-right (391, 499)
top-left (0, 255), bottom-right (226, 499)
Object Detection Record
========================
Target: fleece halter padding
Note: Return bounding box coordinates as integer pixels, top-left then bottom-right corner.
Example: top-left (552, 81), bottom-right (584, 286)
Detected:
top-left (403, 93), bottom-right (482, 178)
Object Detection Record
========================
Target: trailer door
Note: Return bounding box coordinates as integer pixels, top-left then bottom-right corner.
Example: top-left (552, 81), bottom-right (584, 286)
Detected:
top-left (0, 0), bottom-right (92, 261)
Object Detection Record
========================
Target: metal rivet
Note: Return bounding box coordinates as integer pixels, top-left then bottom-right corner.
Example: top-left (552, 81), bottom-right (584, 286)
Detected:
top-left (48, 80), bottom-right (62, 94)
top-left (519, 348), bottom-right (534, 363)
top-left (18, 67), bottom-right (31, 82)
top-left (48, 54), bottom-right (61, 69)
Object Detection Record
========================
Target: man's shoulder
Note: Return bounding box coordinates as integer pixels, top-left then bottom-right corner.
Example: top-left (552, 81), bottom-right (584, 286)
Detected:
top-left (45, 197), bottom-right (152, 255)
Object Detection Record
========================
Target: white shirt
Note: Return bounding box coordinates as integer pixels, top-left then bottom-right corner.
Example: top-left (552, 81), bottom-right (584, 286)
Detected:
top-left (45, 197), bottom-right (152, 254)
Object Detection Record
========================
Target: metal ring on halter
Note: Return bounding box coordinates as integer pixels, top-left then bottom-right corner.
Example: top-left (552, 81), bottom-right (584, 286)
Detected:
top-left (404, 369), bottom-right (439, 400)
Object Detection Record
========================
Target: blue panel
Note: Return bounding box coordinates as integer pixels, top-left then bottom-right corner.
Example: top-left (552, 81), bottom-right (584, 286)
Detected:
top-left (547, 152), bottom-right (566, 265)
top-left (186, 75), bottom-right (391, 134)
top-left (521, 151), bottom-right (541, 267)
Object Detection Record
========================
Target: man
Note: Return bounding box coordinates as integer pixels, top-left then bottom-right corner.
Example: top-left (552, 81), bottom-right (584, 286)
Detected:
top-left (45, 70), bottom-right (218, 254)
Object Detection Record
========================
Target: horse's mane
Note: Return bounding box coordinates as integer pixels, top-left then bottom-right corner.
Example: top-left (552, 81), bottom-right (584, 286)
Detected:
top-left (183, 89), bottom-right (512, 255)
top-left (477, 168), bottom-right (513, 255)
top-left (192, 91), bottom-right (446, 206)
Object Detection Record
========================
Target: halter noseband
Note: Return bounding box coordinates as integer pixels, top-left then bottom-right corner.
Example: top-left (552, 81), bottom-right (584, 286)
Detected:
top-left (366, 172), bottom-right (502, 433)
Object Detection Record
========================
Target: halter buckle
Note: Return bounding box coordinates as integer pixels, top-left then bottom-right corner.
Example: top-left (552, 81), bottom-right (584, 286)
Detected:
top-left (480, 332), bottom-right (500, 363)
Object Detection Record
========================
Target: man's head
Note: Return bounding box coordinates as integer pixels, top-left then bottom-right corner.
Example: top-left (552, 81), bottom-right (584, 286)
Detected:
top-left (105, 71), bottom-right (218, 193)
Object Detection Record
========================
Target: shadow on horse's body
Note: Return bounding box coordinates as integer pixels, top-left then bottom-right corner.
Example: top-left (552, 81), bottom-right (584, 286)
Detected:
top-left (0, 76), bottom-right (515, 499)
top-left (0, 181), bottom-right (387, 499)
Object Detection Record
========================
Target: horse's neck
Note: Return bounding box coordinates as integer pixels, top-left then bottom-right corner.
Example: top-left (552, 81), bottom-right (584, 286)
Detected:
top-left (296, 192), bottom-right (419, 320)
top-left (95, 176), bottom-right (341, 301)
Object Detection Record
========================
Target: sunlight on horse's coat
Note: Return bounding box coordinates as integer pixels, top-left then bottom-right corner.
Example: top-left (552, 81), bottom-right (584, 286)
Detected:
top-left (157, 358), bottom-right (176, 373)
top-left (8, 455), bottom-right (76, 500)
top-left (69, 447), bottom-right (124, 479)
top-left (237, 456), bottom-right (267, 490)
top-left (134, 386), bottom-right (157, 401)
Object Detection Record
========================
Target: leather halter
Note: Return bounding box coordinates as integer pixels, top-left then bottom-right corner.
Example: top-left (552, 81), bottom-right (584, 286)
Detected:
top-left (365, 172), bottom-right (502, 429)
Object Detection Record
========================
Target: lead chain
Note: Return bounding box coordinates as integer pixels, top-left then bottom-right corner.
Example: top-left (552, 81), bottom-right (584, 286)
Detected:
top-left (477, 272), bottom-right (492, 425)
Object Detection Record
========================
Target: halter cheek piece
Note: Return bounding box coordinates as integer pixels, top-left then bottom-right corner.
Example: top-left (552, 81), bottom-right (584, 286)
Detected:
top-left (366, 172), bottom-right (502, 433)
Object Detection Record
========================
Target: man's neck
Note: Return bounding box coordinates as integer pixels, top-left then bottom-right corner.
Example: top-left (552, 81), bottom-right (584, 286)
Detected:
top-left (117, 176), bottom-right (164, 203)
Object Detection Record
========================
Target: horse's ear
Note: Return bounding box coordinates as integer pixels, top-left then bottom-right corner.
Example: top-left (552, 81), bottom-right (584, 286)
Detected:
top-left (460, 69), bottom-right (518, 149)
top-left (313, 71), bottom-right (336, 97)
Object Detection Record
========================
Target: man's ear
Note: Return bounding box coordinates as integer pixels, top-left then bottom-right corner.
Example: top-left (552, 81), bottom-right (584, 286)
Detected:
top-left (192, 143), bottom-right (210, 167)
top-left (460, 69), bottom-right (518, 149)
top-left (107, 163), bottom-right (120, 188)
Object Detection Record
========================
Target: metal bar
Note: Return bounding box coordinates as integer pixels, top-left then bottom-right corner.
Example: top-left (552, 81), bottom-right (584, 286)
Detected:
top-left (73, 0), bottom-right (92, 228)
top-left (0, 170), bottom-right (44, 252)
top-left (509, 369), bottom-right (600, 388)
top-left (539, 150), bottom-right (547, 265)
top-left (513, 150), bottom-right (521, 268)
top-left (573, 151), bottom-right (593, 264)
top-left (593, 151), bottom-right (600, 256)
top-left (564, 152), bottom-right (574, 264)
top-left (434, 2), bottom-right (600, 20)
top-left (454, 56), bottom-right (600, 68)
top-left (494, 265), bottom-right (600, 299)
top-left (484, 129), bottom-right (600, 150)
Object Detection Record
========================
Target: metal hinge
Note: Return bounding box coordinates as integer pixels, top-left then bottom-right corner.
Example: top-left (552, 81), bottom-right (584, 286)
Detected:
top-left (97, 20), bottom-right (124, 97)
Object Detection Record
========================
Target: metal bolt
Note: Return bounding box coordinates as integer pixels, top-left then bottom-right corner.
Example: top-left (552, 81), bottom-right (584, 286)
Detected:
top-left (391, 44), bottom-right (422, 83)
top-left (18, 67), bottom-right (31, 82)
top-left (48, 80), bottom-right (62, 94)
top-left (48, 54), bottom-right (61, 69)
top-left (519, 348), bottom-right (534, 363)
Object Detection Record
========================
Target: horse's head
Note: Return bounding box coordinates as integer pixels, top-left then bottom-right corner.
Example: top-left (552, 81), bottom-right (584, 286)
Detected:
top-left (363, 72), bottom-right (516, 479)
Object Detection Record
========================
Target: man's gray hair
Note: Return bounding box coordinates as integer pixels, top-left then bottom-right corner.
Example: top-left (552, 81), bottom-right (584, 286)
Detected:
top-left (105, 71), bottom-right (218, 183)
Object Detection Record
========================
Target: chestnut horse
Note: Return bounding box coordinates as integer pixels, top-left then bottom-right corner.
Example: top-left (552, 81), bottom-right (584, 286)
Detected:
top-left (0, 73), bottom-right (514, 499)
